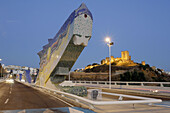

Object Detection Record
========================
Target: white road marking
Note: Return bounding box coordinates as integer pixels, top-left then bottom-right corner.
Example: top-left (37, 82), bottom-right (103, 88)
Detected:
top-left (9, 87), bottom-right (12, 94)
top-left (18, 81), bottom-right (74, 107)
top-left (4, 98), bottom-right (9, 104)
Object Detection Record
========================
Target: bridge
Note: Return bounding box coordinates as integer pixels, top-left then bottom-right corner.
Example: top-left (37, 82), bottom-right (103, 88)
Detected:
top-left (1, 79), bottom-right (170, 113)
top-left (0, 79), bottom-right (95, 112)
top-left (0, 3), bottom-right (170, 113)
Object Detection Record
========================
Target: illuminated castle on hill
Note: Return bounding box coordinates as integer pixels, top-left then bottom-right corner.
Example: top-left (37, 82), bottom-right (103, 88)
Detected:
top-left (84, 51), bottom-right (145, 70)
top-left (101, 51), bottom-right (141, 66)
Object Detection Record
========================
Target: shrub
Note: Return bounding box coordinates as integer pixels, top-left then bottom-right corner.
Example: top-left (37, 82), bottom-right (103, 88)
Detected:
top-left (62, 86), bottom-right (87, 97)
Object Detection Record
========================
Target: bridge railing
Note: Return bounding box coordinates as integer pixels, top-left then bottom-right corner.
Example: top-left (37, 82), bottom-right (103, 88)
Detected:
top-left (30, 84), bottom-right (162, 109)
top-left (72, 81), bottom-right (170, 88)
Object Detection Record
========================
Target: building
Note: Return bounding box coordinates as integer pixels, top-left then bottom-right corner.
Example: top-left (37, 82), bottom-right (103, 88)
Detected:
top-left (74, 68), bottom-right (85, 72)
top-left (101, 51), bottom-right (138, 66)
top-left (141, 61), bottom-right (146, 65)
top-left (4, 65), bottom-right (38, 76)
top-left (81, 51), bottom-right (145, 71)
top-left (166, 72), bottom-right (170, 75)
top-left (121, 51), bottom-right (130, 62)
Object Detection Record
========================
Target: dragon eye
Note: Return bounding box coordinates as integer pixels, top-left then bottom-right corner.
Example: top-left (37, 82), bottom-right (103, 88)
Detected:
top-left (84, 14), bottom-right (87, 18)
top-left (85, 36), bottom-right (91, 38)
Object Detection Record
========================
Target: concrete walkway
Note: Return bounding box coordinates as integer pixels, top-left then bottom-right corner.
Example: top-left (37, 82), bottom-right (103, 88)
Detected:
top-left (76, 83), bottom-right (170, 113)
top-left (93, 104), bottom-right (170, 113)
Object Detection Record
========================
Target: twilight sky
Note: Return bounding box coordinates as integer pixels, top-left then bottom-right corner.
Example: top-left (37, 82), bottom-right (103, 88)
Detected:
top-left (0, 0), bottom-right (170, 71)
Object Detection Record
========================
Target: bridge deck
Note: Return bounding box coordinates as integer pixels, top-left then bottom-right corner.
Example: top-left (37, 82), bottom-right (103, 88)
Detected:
top-left (0, 81), bottom-right (70, 110)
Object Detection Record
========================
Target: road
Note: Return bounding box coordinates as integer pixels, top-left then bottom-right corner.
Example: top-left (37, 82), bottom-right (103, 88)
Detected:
top-left (0, 80), bottom-right (169, 113)
top-left (0, 80), bottom-right (70, 111)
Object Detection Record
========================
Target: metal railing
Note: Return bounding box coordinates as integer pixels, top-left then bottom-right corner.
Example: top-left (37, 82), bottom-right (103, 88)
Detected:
top-left (73, 81), bottom-right (170, 88)
top-left (29, 84), bottom-right (162, 109)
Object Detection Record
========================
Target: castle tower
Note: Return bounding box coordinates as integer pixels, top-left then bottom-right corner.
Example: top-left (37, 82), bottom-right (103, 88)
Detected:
top-left (121, 51), bottom-right (130, 62)
top-left (141, 61), bottom-right (145, 65)
top-left (111, 56), bottom-right (114, 63)
top-left (101, 59), bottom-right (105, 65)
top-left (124, 51), bottom-right (129, 60)
top-left (121, 51), bottom-right (125, 60)
top-left (105, 57), bottom-right (109, 63)
top-left (129, 56), bottom-right (131, 60)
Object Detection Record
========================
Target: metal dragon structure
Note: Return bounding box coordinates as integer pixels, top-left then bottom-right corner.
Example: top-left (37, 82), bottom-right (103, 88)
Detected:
top-left (36, 3), bottom-right (93, 86)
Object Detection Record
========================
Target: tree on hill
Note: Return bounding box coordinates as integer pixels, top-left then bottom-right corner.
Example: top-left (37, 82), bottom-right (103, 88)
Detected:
top-left (87, 64), bottom-right (92, 67)
top-left (111, 62), bottom-right (117, 65)
top-left (92, 63), bottom-right (99, 66)
top-left (157, 68), bottom-right (162, 73)
top-left (120, 70), bottom-right (146, 81)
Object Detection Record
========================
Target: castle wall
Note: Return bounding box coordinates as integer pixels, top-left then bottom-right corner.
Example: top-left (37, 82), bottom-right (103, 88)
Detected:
top-left (98, 51), bottom-right (139, 67)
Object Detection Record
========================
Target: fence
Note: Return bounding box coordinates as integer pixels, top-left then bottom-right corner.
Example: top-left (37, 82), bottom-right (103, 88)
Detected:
top-left (29, 83), bottom-right (162, 109)
top-left (73, 81), bottom-right (170, 88)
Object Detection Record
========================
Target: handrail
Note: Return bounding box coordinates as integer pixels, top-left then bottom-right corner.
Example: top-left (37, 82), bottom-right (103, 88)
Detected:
top-left (30, 84), bottom-right (162, 109)
top-left (73, 80), bottom-right (170, 84)
top-left (73, 81), bottom-right (170, 88)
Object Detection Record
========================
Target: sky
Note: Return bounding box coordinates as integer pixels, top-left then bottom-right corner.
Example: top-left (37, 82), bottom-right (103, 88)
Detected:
top-left (0, 0), bottom-right (170, 71)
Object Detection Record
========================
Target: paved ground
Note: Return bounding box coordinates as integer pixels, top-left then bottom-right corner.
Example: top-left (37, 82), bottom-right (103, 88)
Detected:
top-left (76, 83), bottom-right (170, 113)
top-left (76, 83), bottom-right (170, 100)
top-left (1, 81), bottom-right (170, 113)
top-left (93, 103), bottom-right (170, 113)
top-left (0, 81), bottom-right (70, 110)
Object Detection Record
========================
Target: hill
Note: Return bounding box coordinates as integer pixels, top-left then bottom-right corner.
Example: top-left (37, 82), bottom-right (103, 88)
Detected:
top-left (70, 64), bottom-right (170, 82)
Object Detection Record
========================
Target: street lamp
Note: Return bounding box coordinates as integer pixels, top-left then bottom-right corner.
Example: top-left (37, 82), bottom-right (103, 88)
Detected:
top-left (69, 71), bottom-right (70, 81)
top-left (105, 37), bottom-right (114, 89)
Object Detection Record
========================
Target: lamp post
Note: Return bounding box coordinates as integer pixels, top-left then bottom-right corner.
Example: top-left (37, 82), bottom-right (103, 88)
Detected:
top-left (105, 37), bottom-right (114, 89)
top-left (69, 71), bottom-right (70, 81)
